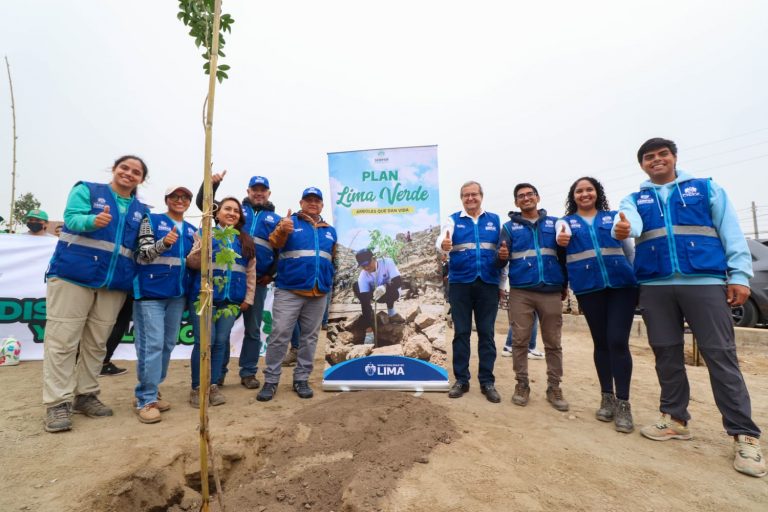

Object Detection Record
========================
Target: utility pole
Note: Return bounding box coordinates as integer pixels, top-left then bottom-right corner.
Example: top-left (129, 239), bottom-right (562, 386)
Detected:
top-left (5, 56), bottom-right (17, 232)
top-left (752, 201), bottom-right (759, 239)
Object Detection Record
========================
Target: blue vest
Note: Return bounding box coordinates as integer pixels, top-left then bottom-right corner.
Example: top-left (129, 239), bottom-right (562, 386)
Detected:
top-left (48, 182), bottom-right (148, 291)
top-left (503, 216), bottom-right (564, 288)
top-left (275, 215), bottom-right (337, 293)
top-left (448, 211), bottom-right (501, 285)
top-left (190, 229), bottom-right (249, 304)
top-left (242, 204), bottom-right (280, 277)
top-left (134, 214), bottom-right (197, 299)
top-left (563, 211), bottom-right (636, 295)
top-left (632, 178), bottom-right (727, 283)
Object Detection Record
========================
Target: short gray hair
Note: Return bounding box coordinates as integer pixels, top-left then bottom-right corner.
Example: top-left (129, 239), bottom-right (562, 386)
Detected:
top-left (459, 181), bottom-right (483, 198)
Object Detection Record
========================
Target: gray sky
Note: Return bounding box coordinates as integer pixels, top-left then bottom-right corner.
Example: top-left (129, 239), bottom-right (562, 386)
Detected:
top-left (2, 1), bottom-right (767, 237)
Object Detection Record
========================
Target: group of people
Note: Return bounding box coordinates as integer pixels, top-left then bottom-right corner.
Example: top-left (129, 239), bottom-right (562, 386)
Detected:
top-left (41, 157), bottom-right (336, 431)
top-left (440, 137), bottom-right (765, 478)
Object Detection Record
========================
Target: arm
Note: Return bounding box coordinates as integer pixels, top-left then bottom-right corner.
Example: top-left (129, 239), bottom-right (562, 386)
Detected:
top-left (621, 238), bottom-right (635, 265)
top-left (612, 194), bottom-right (642, 239)
top-left (269, 216), bottom-right (294, 249)
top-left (186, 232), bottom-right (202, 270)
top-left (136, 215), bottom-right (171, 263)
top-left (497, 224), bottom-right (511, 266)
top-left (194, 174), bottom-right (222, 212)
top-left (435, 216), bottom-right (455, 255)
top-left (241, 257), bottom-right (257, 309)
top-left (63, 184), bottom-right (98, 232)
top-left (709, 181), bottom-right (752, 288)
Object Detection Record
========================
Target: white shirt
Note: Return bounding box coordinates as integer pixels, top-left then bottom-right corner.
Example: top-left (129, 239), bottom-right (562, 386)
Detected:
top-left (357, 257), bottom-right (401, 294)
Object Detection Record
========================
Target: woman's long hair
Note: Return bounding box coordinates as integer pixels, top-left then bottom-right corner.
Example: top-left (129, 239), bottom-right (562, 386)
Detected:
top-left (564, 176), bottom-right (610, 216)
top-left (217, 196), bottom-right (255, 260)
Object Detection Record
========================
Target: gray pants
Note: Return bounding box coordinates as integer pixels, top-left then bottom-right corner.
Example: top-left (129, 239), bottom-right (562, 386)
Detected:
top-left (639, 284), bottom-right (760, 437)
top-left (262, 288), bottom-right (327, 384)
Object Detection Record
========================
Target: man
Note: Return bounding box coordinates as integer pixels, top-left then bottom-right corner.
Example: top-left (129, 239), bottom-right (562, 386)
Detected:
top-left (614, 137), bottom-right (765, 478)
top-left (195, 171), bottom-right (280, 389)
top-left (24, 209), bottom-right (53, 236)
top-left (353, 248), bottom-right (403, 345)
top-left (257, 187), bottom-right (336, 401)
top-left (498, 183), bottom-right (569, 412)
top-left (437, 181), bottom-right (502, 403)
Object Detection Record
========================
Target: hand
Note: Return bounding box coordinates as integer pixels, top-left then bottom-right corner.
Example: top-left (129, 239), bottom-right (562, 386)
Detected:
top-left (726, 284), bottom-right (750, 307)
top-left (373, 284), bottom-right (386, 301)
top-left (440, 230), bottom-right (452, 252)
top-left (163, 226), bottom-right (178, 247)
top-left (239, 301), bottom-right (250, 312)
top-left (556, 224), bottom-right (571, 247)
top-left (212, 169), bottom-right (227, 185)
top-left (93, 205), bottom-right (112, 229)
top-left (614, 212), bottom-right (631, 240)
top-left (498, 240), bottom-right (509, 260)
top-left (278, 209), bottom-right (294, 235)
top-left (257, 275), bottom-right (273, 286)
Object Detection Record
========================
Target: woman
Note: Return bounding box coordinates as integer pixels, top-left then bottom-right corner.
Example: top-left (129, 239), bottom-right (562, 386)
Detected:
top-left (43, 155), bottom-right (149, 433)
top-left (187, 196), bottom-right (256, 407)
top-left (556, 177), bottom-right (638, 433)
top-left (131, 185), bottom-right (197, 423)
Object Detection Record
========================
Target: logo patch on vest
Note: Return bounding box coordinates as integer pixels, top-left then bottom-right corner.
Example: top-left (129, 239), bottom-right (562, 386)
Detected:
top-left (325, 232), bottom-right (334, 240)
top-left (545, 219), bottom-right (554, 227)
top-left (133, 211), bottom-right (143, 222)
top-left (602, 215), bottom-right (613, 224)
top-left (484, 222), bottom-right (497, 232)
top-left (682, 186), bottom-right (701, 197)
top-left (265, 215), bottom-right (275, 223)
top-left (93, 197), bottom-right (108, 210)
top-left (569, 219), bottom-right (582, 229)
top-left (510, 223), bottom-right (523, 230)
top-left (637, 193), bottom-right (654, 205)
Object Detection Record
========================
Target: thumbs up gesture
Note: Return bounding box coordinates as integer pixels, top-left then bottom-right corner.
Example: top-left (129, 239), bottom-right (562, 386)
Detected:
top-left (278, 209), bottom-right (294, 235)
top-left (498, 240), bottom-right (509, 260)
top-left (94, 205), bottom-right (112, 229)
top-left (163, 225), bottom-right (179, 247)
top-left (440, 230), bottom-right (452, 252)
top-left (556, 223), bottom-right (571, 247)
top-left (614, 212), bottom-right (631, 240)
top-left (212, 169), bottom-right (227, 185)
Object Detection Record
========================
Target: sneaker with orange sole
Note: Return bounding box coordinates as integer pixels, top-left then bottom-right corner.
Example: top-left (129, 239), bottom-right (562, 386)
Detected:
top-left (640, 413), bottom-right (692, 441)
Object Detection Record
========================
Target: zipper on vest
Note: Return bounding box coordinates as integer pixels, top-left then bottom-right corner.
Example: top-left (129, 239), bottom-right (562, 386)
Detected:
top-left (584, 215), bottom-right (610, 288)
top-left (473, 221), bottom-right (481, 278)
top-left (104, 201), bottom-right (128, 288)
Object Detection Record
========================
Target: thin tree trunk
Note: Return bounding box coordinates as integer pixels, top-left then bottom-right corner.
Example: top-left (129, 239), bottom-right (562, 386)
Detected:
top-left (5, 56), bottom-right (17, 231)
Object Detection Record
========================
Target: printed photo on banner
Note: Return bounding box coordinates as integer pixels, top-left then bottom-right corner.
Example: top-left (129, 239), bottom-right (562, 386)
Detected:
top-left (324, 145), bottom-right (449, 390)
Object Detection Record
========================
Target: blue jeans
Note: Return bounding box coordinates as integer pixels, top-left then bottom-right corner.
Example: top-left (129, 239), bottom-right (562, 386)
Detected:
top-left (190, 301), bottom-right (238, 389)
top-left (133, 297), bottom-right (186, 408)
top-left (449, 278), bottom-right (499, 386)
top-left (239, 285), bottom-right (268, 378)
top-left (505, 310), bottom-right (538, 351)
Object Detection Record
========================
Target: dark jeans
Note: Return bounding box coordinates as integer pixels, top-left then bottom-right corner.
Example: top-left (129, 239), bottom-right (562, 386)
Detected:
top-left (639, 284), bottom-right (760, 437)
top-left (449, 278), bottom-right (499, 386)
top-left (103, 295), bottom-right (133, 364)
top-left (578, 287), bottom-right (637, 400)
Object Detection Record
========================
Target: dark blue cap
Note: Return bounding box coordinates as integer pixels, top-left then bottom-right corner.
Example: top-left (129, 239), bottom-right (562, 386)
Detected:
top-left (248, 176), bottom-right (270, 189)
top-left (301, 187), bottom-right (323, 200)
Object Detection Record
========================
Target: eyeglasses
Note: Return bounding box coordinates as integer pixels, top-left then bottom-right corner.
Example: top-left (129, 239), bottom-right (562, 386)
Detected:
top-left (168, 194), bottom-right (191, 202)
top-left (516, 191), bottom-right (537, 200)
top-left (461, 192), bottom-right (481, 199)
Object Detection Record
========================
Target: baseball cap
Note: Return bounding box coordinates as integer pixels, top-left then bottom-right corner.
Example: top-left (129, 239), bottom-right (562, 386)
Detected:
top-left (25, 209), bottom-right (48, 221)
top-left (301, 187), bottom-right (323, 200)
top-left (248, 176), bottom-right (270, 189)
top-left (355, 248), bottom-right (374, 267)
top-left (164, 186), bottom-right (193, 198)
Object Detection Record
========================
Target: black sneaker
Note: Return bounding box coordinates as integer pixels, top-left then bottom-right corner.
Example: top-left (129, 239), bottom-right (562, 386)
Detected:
top-left (448, 381), bottom-right (469, 399)
top-left (293, 381), bottom-right (314, 399)
top-left (256, 382), bottom-right (278, 402)
top-left (99, 362), bottom-right (127, 377)
top-left (480, 384), bottom-right (501, 403)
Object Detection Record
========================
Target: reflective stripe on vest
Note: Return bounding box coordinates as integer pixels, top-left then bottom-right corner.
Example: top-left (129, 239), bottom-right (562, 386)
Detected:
top-left (451, 241), bottom-right (497, 252)
top-left (566, 247), bottom-right (624, 264)
top-left (137, 256), bottom-right (182, 266)
top-left (213, 262), bottom-right (247, 273)
top-left (254, 237), bottom-right (273, 250)
top-left (511, 247), bottom-right (556, 259)
top-left (59, 232), bottom-right (133, 259)
top-left (280, 249), bottom-right (333, 261)
top-left (637, 225), bottom-right (718, 244)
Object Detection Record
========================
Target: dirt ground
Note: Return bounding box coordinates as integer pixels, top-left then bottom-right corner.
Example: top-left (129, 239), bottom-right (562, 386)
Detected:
top-left (2, 317), bottom-right (767, 512)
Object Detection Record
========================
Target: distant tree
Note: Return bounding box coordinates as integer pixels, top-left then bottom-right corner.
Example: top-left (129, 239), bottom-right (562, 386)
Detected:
top-left (12, 192), bottom-right (41, 228)
top-left (369, 229), bottom-right (404, 263)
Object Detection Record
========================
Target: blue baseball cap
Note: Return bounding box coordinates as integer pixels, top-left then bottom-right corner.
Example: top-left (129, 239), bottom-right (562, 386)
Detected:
top-left (355, 248), bottom-right (374, 267)
top-left (248, 176), bottom-right (270, 189)
top-left (301, 187), bottom-right (323, 200)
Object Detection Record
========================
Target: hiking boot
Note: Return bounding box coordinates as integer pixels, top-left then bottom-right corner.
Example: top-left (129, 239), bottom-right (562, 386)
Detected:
top-left (208, 384), bottom-right (226, 406)
top-left (293, 381), bottom-right (314, 399)
top-left (501, 346), bottom-right (513, 358)
top-left (640, 414), bottom-right (692, 441)
top-left (156, 392), bottom-right (171, 412)
top-left (135, 403), bottom-right (161, 424)
top-left (448, 381), bottom-right (469, 399)
top-left (481, 384), bottom-right (501, 403)
top-left (241, 375), bottom-right (261, 389)
top-left (527, 349), bottom-right (544, 360)
top-left (733, 435), bottom-right (767, 478)
top-left (614, 399), bottom-right (634, 433)
top-left (99, 362), bottom-right (127, 377)
top-left (546, 386), bottom-right (569, 412)
top-left (282, 347), bottom-right (298, 366)
top-left (512, 382), bottom-right (530, 406)
top-left (596, 392), bottom-right (615, 422)
top-left (73, 393), bottom-right (113, 417)
top-left (257, 382), bottom-right (278, 402)
top-left (44, 402), bottom-right (72, 433)
top-left (189, 388), bottom-right (201, 408)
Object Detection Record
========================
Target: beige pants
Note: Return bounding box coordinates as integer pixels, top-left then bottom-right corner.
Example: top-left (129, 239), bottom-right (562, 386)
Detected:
top-left (508, 288), bottom-right (564, 386)
top-left (42, 278), bottom-right (127, 406)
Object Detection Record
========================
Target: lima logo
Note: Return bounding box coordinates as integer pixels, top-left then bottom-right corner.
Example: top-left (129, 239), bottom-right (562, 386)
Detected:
top-left (683, 186), bottom-right (699, 197)
top-left (133, 211), bottom-right (143, 222)
top-left (365, 364), bottom-right (406, 376)
top-left (364, 363), bottom-right (376, 376)
top-left (374, 150), bottom-right (389, 163)
top-left (602, 215), bottom-right (612, 223)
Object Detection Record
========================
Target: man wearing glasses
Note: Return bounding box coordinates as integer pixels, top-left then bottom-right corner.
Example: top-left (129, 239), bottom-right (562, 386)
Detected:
top-left (436, 181), bottom-right (503, 403)
top-left (498, 183), bottom-right (569, 412)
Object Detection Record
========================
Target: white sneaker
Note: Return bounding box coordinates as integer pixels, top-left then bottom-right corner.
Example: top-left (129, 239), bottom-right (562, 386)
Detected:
top-left (528, 349), bottom-right (544, 360)
top-left (501, 346), bottom-right (513, 357)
